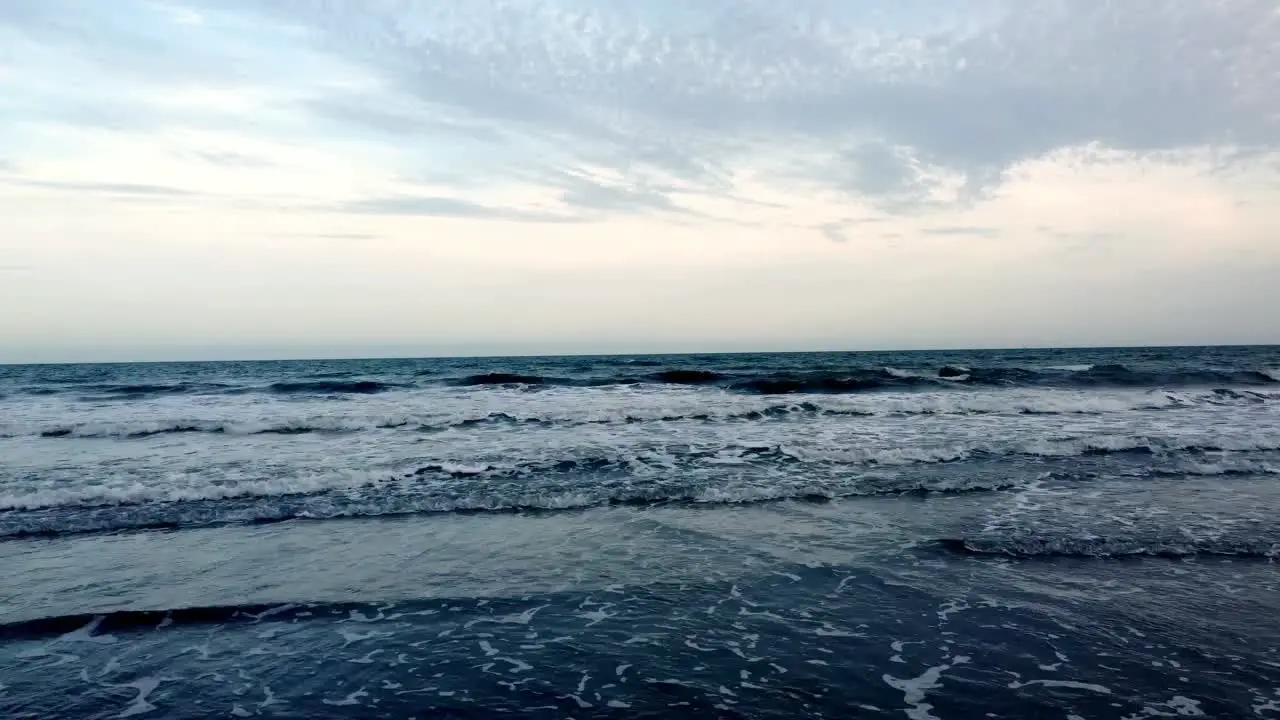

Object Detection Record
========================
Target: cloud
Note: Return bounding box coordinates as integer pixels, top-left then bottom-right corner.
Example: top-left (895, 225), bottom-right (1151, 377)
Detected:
top-left (5, 0), bottom-right (1275, 218)
top-left (836, 143), bottom-right (921, 199)
top-left (1, 0), bottom-right (1279, 361)
top-left (549, 170), bottom-right (697, 217)
top-left (183, 149), bottom-right (274, 168)
top-left (921, 226), bottom-right (1002, 238)
top-left (6, 178), bottom-right (202, 197)
top-left (202, 0), bottom-right (1278, 210)
top-left (818, 223), bottom-right (847, 244)
top-left (299, 232), bottom-right (379, 240)
top-left (813, 216), bottom-right (891, 244)
top-left (301, 94), bottom-right (509, 144)
top-left (338, 194), bottom-right (579, 223)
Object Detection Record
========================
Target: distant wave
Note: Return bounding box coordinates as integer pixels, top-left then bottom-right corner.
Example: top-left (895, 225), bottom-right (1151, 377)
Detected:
top-left (562, 363), bottom-right (1277, 394)
top-left (12, 363), bottom-right (1278, 399)
top-left (932, 535), bottom-right (1280, 559)
top-left (14, 379), bottom-right (403, 399)
top-left (641, 369), bottom-right (724, 384)
top-left (24, 419), bottom-right (409, 439)
top-left (266, 380), bottom-right (403, 395)
top-left (15, 404), bottom-right (859, 439)
top-left (453, 373), bottom-right (553, 386)
top-left (9, 388), bottom-right (1277, 440)
top-left (76, 382), bottom-right (231, 399)
top-left (95, 383), bottom-right (206, 395)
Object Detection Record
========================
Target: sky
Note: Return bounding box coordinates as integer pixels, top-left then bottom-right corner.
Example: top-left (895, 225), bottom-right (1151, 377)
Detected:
top-left (1, 0), bottom-right (1278, 363)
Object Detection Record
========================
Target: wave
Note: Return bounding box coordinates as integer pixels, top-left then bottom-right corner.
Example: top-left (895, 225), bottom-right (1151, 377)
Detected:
top-left (454, 373), bottom-right (553, 386)
top-left (0, 603), bottom-right (321, 641)
top-left (932, 535), bottom-right (1280, 559)
top-left (953, 364), bottom-right (1275, 389)
top-left (42, 425), bottom-right (207, 439)
top-left (9, 388), bottom-right (1275, 440)
top-left (727, 374), bottom-right (925, 394)
top-left (24, 418), bottom-right (412, 439)
top-left (0, 596), bottom-right (538, 640)
top-left (649, 369), bottom-right (726, 384)
top-left (10, 392), bottom-right (1280, 453)
top-left (11, 363), bottom-right (1278, 399)
top-left (28, 379), bottom-right (406, 398)
top-left (714, 365), bottom-right (1277, 394)
top-left (1137, 460), bottom-right (1280, 478)
top-left (75, 383), bottom-right (232, 399)
top-left (12, 403), bottom-right (861, 439)
top-left (266, 380), bottom-right (402, 394)
top-left (0, 476), bottom-right (1029, 541)
top-left (5, 435), bottom-right (1280, 530)
top-left (97, 383), bottom-right (200, 395)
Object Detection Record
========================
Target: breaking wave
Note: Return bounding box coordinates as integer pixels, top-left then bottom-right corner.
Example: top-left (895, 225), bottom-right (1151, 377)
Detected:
top-left (933, 535), bottom-right (1280, 559)
top-left (72, 383), bottom-right (232, 399)
top-left (266, 380), bottom-right (403, 395)
top-left (7, 388), bottom-right (1276, 440)
top-left (4, 436), bottom-right (1280, 539)
top-left (0, 604), bottom-right (316, 641)
top-left (13, 364), bottom-right (1278, 398)
top-left (454, 373), bottom-right (553, 386)
top-left (283, 364), bottom-right (1278, 394)
top-left (0, 477), bottom-right (1025, 540)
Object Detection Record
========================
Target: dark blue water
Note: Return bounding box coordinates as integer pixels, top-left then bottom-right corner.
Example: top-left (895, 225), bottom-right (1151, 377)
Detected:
top-left (2, 346), bottom-right (1279, 718)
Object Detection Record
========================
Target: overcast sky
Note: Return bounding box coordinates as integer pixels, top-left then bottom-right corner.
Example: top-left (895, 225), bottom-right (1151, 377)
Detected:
top-left (1, 0), bottom-right (1278, 362)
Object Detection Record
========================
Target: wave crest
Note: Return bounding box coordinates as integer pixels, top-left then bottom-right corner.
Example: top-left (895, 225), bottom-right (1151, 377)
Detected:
top-left (453, 373), bottom-right (550, 386)
top-left (0, 477), bottom-right (1024, 540)
top-left (933, 535), bottom-right (1280, 559)
top-left (267, 380), bottom-right (401, 394)
top-left (13, 362), bottom-right (1277, 399)
top-left (0, 603), bottom-right (317, 641)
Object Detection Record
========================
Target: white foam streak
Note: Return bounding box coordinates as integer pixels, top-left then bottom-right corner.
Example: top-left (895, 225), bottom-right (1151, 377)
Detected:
top-left (883, 656), bottom-right (971, 720)
top-left (1007, 678), bottom-right (1112, 694)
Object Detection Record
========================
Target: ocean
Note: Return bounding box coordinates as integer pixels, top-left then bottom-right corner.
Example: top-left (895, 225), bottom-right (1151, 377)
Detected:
top-left (2, 346), bottom-right (1279, 719)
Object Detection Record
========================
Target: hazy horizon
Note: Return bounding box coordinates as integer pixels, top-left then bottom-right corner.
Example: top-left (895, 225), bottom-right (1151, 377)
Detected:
top-left (3, 1), bottom-right (1278, 364)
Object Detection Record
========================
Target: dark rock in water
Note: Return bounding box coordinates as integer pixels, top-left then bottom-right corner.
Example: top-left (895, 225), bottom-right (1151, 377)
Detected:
top-left (939, 366), bottom-right (969, 378)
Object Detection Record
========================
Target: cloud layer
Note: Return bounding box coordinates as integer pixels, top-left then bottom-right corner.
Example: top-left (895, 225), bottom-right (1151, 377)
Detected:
top-left (1, 0), bottom-right (1277, 361)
